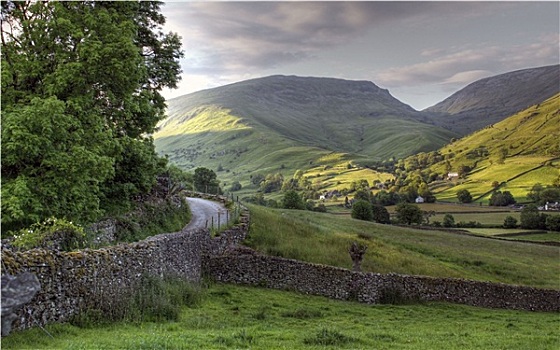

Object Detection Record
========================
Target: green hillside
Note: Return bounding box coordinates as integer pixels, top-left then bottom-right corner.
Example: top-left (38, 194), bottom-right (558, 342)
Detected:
top-left (411, 93), bottom-right (560, 202)
top-left (154, 76), bottom-right (457, 188)
top-left (425, 65), bottom-right (559, 135)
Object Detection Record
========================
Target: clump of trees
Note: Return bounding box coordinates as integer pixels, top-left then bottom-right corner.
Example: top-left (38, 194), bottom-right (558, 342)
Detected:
top-left (395, 203), bottom-right (423, 225)
top-left (519, 205), bottom-right (560, 231)
top-left (193, 167), bottom-right (221, 194)
top-left (527, 183), bottom-right (560, 205)
top-left (456, 189), bottom-right (473, 203)
top-left (1, 1), bottom-right (183, 230)
top-left (489, 191), bottom-right (516, 206)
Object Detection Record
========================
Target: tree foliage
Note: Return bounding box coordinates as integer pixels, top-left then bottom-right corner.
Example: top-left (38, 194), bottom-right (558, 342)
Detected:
top-left (442, 213), bottom-right (455, 228)
top-left (351, 200), bottom-right (373, 221)
top-left (371, 204), bottom-right (390, 224)
top-left (282, 190), bottom-right (305, 210)
top-left (520, 205), bottom-right (547, 230)
top-left (489, 191), bottom-right (516, 206)
top-left (1, 1), bottom-right (183, 229)
top-left (193, 167), bottom-right (220, 194)
top-left (503, 216), bottom-right (518, 229)
top-left (546, 215), bottom-right (560, 232)
top-left (456, 189), bottom-right (473, 204)
top-left (527, 183), bottom-right (560, 205)
top-left (395, 203), bottom-right (423, 225)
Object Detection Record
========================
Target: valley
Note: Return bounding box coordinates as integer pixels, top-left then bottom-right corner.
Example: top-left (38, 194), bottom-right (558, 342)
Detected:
top-left (154, 66), bottom-right (559, 209)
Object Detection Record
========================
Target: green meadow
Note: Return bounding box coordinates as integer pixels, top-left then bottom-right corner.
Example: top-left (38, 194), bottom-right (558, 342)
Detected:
top-left (245, 205), bottom-right (559, 289)
top-left (3, 284), bottom-right (559, 350)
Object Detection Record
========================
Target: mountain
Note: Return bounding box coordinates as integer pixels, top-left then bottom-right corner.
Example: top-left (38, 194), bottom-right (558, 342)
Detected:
top-left (416, 93), bottom-right (560, 202)
top-left (155, 75), bottom-right (457, 182)
top-left (424, 65), bottom-right (560, 135)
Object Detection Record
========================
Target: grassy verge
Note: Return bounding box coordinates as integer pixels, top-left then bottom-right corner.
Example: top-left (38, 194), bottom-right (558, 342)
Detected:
top-left (107, 198), bottom-right (191, 244)
top-left (244, 205), bottom-right (560, 289)
top-left (3, 284), bottom-right (558, 350)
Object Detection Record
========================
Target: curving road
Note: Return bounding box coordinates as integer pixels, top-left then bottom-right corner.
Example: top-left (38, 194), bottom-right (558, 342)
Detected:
top-left (183, 197), bottom-right (229, 231)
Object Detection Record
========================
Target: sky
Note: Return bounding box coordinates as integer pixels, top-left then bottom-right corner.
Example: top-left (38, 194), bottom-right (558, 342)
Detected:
top-left (160, 1), bottom-right (560, 110)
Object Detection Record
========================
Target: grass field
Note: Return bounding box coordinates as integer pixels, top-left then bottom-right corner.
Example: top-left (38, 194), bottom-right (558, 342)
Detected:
top-left (3, 283), bottom-right (559, 350)
top-left (244, 205), bottom-right (560, 289)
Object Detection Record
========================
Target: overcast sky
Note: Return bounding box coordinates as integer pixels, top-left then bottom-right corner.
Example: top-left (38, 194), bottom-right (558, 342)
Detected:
top-left (160, 1), bottom-right (559, 110)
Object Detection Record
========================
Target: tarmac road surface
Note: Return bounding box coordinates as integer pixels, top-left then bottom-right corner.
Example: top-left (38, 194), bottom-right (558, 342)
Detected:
top-left (183, 197), bottom-right (228, 231)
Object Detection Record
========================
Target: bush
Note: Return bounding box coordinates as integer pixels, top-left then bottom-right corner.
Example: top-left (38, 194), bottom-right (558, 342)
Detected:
top-left (489, 191), bottom-right (516, 206)
top-left (10, 217), bottom-right (86, 251)
top-left (229, 181), bottom-right (242, 191)
top-left (520, 205), bottom-right (547, 229)
top-left (371, 204), bottom-right (390, 224)
top-left (313, 204), bottom-right (327, 213)
top-left (456, 221), bottom-right (482, 228)
top-left (442, 213), bottom-right (455, 228)
top-left (456, 189), bottom-right (473, 203)
top-left (395, 203), bottom-right (423, 225)
top-left (503, 216), bottom-right (518, 229)
top-left (351, 200), bottom-right (373, 221)
top-left (546, 215), bottom-right (560, 231)
top-left (282, 190), bottom-right (305, 210)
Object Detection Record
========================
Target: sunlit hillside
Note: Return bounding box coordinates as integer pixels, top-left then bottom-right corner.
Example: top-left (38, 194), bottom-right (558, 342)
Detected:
top-left (425, 93), bottom-right (560, 202)
top-left (154, 75), bottom-right (456, 189)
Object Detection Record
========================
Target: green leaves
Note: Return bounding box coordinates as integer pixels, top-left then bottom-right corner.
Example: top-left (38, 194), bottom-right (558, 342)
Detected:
top-left (1, 1), bottom-right (183, 229)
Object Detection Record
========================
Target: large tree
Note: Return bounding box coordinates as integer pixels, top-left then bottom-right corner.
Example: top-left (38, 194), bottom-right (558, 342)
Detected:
top-left (1, 1), bottom-right (183, 229)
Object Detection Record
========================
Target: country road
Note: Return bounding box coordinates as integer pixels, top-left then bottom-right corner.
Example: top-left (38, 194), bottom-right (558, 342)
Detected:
top-left (183, 197), bottom-right (229, 231)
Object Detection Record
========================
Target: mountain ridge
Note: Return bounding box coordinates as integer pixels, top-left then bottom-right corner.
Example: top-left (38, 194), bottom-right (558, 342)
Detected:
top-left (155, 66), bottom-right (559, 192)
top-left (156, 75), bottom-right (457, 170)
top-left (424, 64), bottom-right (559, 134)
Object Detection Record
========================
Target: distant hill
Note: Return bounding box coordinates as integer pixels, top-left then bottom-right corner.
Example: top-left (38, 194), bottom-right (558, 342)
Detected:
top-left (155, 75), bottom-right (457, 184)
top-left (424, 65), bottom-right (560, 135)
top-left (415, 93), bottom-right (560, 202)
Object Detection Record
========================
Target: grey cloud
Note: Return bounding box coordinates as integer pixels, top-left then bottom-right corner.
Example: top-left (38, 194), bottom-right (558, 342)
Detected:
top-left (374, 35), bottom-right (559, 90)
top-left (163, 1), bottom-right (503, 74)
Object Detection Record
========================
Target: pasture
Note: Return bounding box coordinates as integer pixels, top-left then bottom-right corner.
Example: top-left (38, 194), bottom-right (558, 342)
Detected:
top-left (3, 284), bottom-right (558, 350)
top-left (245, 205), bottom-right (559, 289)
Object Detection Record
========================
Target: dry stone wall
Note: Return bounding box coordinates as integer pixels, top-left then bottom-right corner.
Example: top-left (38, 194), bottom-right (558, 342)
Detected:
top-left (1, 228), bottom-right (209, 331)
top-left (205, 248), bottom-right (560, 312)
top-left (1, 196), bottom-right (250, 333)
top-left (2, 197), bottom-right (559, 334)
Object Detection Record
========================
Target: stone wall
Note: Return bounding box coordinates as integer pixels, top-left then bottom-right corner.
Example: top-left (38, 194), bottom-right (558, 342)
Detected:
top-left (2, 228), bottom-right (208, 331)
top-left (1, 198), bottom-right (251, 333)
top-left (3, 197), bottom-right (559, 334)
top-left (204, 248), bottom-right (560, 312)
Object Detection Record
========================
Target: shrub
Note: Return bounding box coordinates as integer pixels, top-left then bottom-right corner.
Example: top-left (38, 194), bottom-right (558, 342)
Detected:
top-left (229, 181), bottom-right (242, 191)
top-left (546, 215), bottom-right (560, 231)
top-left (456, 189), bottom-right (473, 203)
top-left (371, 204), bottom-right (390, 224)
top-left (520, 205), bottom-right (547, 229)
top-left (351, 200), bottom-right (373, 221)
top-left (456, 221), bottom-right (482, 228)
top-left (11, 217), bottom-right (86, 251)
top-left (282, 190), bottom-right (305, 210)
top-left (442, 213), bottom-right (455, 228)
top-left (395, 203), bottom-right (423, 225)
top-left (503, 216), bottom-right (518, 229)
top-left (489, 191), bottom-right (516, 206)
top-left (313, 203), bottom-right (327, 212)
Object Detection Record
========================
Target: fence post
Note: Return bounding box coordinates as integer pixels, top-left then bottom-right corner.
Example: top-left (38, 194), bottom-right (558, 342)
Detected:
top-left (218, 212), bottom-right (221, 228)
